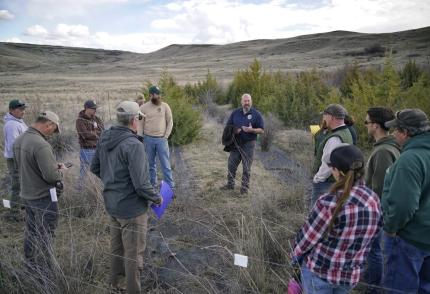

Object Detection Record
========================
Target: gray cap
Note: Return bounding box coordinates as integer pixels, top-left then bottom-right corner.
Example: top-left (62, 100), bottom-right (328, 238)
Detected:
top-left (116, 101), bottom-right (144, 118)
top-left (322, 104), bottom-right (347, 119)
top-left (385, 108), bottom-right (430, 135)
top-left (39, 111), bottom-right (61, 133)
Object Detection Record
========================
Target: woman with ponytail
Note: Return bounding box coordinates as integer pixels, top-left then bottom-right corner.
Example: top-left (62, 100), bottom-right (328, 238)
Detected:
top-left (292, 144), bottom-right (382, 294)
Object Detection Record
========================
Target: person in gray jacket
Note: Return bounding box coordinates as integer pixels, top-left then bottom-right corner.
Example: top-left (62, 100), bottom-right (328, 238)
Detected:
top-left (3, 99), bottom-right (28, 220)
top-left (13, 111), bottom-right (65, 275)
top-left (91, 101), bottom-right (162, 294)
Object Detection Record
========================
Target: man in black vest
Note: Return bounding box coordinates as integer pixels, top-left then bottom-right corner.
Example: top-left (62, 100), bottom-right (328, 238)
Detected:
top-left (311, 104), bottom-right (353, 207)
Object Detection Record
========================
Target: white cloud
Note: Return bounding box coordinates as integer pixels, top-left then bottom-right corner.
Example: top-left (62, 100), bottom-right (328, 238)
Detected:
top-left (25, 25), bottom-right (49, 37)
top-left (8, 0), bottom-right (430, 53)
top-left (0, 9), bottom-right (14, 20)
top-left (4, 37), bottom-right (23, 43)
top-left (53, 24), bottom-right (90, 38)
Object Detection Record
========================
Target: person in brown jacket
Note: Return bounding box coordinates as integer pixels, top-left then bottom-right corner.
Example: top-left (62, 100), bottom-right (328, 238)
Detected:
top-left (75, 99), bottom-right (104, 190)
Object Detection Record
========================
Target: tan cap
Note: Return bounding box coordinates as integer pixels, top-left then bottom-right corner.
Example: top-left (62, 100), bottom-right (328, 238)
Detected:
top-left (39, 111), bottom-right (61, 133)
top-left (116, 101), bottom-right (144, 118)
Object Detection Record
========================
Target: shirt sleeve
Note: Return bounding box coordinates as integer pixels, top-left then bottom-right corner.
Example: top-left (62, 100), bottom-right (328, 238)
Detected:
top-left (90, 144), bottom-right (101, 178)
top-left (254, 112), bottom-right (264, 129)
top-left (313, 136), bottom-right (342, 183)
top-left (369, 149), bottom-right (395, 197)
top-left (293, 198), bottom-right (332, 259)
top-left (127, 142), bottom-right (162, 203)
top-left (35, 146), bottom-right (63, 185)
top-left (164, 104), bottom-right (173, 139)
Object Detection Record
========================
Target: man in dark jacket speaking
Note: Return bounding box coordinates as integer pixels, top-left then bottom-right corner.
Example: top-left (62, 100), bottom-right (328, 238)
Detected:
top-left (221, 93), bottom-right (264, 194)
top-left (91, 101), bottom-right (162, 294)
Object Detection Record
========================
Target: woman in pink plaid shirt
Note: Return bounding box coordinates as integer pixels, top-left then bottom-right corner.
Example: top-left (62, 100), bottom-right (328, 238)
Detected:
top-left (293, 144), bottom-right (382, 294)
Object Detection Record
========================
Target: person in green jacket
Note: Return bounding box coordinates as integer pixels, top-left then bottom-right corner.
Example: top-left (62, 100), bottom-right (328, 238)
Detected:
top-left (13, 111), bottom-right (66, 276)
top-left (362, 107), bottom-right (401, 294)
top-left (381, 108), bottom-right (430, 294)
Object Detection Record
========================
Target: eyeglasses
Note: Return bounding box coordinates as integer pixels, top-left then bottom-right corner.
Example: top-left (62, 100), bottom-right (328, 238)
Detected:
top-left (364, 120), bottom-right (375, 125)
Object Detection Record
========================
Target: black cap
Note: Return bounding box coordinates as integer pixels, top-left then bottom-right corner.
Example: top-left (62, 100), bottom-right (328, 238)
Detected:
top-left (9, 99), bottom-right (26, 110)
top-left (385, 109), bottom-right (430, 133)
top-left (326, 144), bottom-right (364, 173)
top-left (148, 85), bottom-right (160, 95)
top-left (84, 100), bottom-right (97, 109)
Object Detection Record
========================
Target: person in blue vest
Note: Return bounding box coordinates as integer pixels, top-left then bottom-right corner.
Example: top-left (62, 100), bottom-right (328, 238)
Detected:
top-left (221, 93), bottom-right (264, 194)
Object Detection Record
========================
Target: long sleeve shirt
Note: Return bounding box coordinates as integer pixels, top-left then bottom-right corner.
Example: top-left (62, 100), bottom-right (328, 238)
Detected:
top-left (138, 101), bottom-right (173, 138)
top-left (293, 180), bottom-right (382, 286)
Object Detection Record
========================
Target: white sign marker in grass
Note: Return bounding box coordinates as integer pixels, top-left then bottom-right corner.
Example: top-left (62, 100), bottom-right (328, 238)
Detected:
top-left (3, 199), bottom-right (11, 208)
top-left (234, 254), bottom-right (248, 268)
top-left (50, 187), bottom-right (58, 202)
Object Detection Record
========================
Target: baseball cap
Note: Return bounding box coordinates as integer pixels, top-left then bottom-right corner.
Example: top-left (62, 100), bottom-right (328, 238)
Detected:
top-left (39, 111), bottom-right (61, 133)
top-left (322, 104), bottom-right (347, 119)
top-left (84, 99), bottom-right (97, 109)
top-left (323, 144), bottom-right (364, 173)
top-left (116, 101), bottom-right (144, 120)
top-left (148, 85), bottom-right (161, 95)
top-left (385, 109), bottom-right (430, 133)
top-left (9, 99), bottom-right (26, 110)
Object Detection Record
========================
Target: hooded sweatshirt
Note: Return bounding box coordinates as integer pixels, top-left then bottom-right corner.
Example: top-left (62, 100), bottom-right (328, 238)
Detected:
top-left (382, 131), bottom-right (430, 251)
top-left (365, 135), bottom-right (401, 197)
top-left (90, 126), bottom-right (161, 219)
top-left (3, 112), bottom-right (28, 158)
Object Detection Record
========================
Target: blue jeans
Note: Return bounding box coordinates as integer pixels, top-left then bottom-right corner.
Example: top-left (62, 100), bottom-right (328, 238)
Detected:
top-left (301, 264), bottom-right (352, 294)
top-left (382, 233), bottom-right (430, 294)
top-left (311, 181), bottom-right (333, 208)
top-left (144, 136), bottom-right (174, 189)
top-left (363, 231), bottom-right (383, 294)
top-left (77, 148), bottom-right (96, 190)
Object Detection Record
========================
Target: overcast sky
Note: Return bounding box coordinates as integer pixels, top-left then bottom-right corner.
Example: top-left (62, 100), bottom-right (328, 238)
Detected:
top-left (1, 0), bottom-right (429, 53)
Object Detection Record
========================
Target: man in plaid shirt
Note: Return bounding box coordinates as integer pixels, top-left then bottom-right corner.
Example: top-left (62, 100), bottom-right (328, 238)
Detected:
top-left (293, 145), bottom-right (382, 293)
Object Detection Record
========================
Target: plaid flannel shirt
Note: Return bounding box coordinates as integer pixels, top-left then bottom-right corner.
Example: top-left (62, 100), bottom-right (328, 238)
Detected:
top-left (293, 180), bottom-right (382, 286)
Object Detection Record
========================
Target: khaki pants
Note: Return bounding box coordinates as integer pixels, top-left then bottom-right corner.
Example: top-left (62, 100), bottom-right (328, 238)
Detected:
top-left (110, 213), bottom-right (148, 294)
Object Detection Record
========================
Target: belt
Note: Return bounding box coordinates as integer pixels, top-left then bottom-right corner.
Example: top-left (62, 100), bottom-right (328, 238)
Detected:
top-left (144, 135), bottom-right (165, 138)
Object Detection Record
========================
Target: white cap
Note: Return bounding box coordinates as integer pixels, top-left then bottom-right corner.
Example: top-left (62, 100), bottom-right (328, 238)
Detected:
top-left (39, 111), bottom-right (61, 133)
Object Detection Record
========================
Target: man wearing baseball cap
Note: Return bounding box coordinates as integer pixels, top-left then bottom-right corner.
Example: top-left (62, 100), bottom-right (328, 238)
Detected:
top-left (3, 99), bottom-right (28, 221)
top-left (139, 85), bottom-right (175, 191)
top-left (381, 108), bottom-right (430, 293)
top-left (13, 111), bottom-right (67, 275)
top-left (91, 101), bottom-right (162, 293)
top-left (75, 99), bottom-right (104, 191)
top-left (311, 104), bottom-right (353, 207)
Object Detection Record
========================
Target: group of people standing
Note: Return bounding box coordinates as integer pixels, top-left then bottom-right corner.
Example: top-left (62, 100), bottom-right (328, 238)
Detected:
top-left (2, 85), bottom-right (175, 293)
top-left (292, 103), bottom-right (430, 294)
top-left (3, 91), bottom-right (430, 294)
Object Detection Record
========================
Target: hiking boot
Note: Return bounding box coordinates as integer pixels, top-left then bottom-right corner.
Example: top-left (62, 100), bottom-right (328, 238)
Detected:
top-left (220, 184), bottom-right (234, 191)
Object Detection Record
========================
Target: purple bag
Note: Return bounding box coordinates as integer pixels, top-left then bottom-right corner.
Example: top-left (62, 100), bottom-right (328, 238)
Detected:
top-left (151, 181), bottom-right (174, 219)
top-left (287, 278), bottom-right (302, 294)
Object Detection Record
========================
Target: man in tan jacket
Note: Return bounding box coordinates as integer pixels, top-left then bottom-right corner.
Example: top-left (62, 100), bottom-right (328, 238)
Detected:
top-left (139, 85), bottom-right (174, 191)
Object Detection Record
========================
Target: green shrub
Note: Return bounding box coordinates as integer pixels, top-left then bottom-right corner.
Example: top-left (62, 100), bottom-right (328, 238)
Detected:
top-left (150, 71), bottom-right (202, 146)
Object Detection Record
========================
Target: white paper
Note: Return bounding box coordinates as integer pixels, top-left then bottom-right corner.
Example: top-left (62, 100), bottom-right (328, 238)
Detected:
top-left (234, 254), bottom-right (248, 268)
top-left (3, 199), bottom-right (11, 209)
top-left (50, 187), bottom-right (58, 202)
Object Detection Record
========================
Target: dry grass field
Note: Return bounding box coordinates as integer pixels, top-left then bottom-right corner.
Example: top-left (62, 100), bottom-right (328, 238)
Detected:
top-left (1, 27), bottom-right (428, 293)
